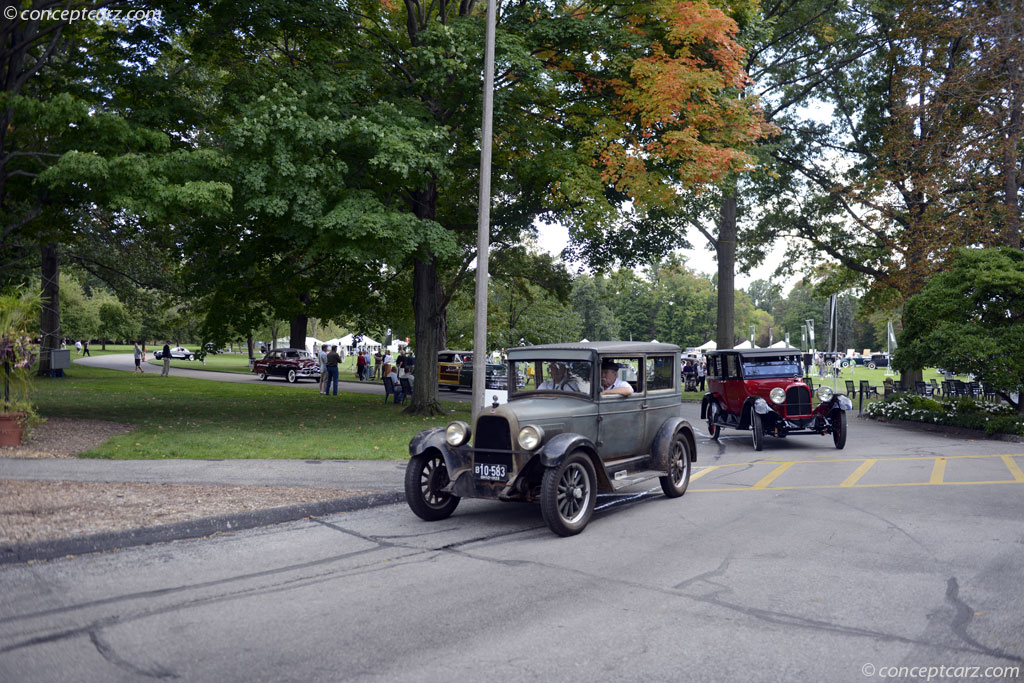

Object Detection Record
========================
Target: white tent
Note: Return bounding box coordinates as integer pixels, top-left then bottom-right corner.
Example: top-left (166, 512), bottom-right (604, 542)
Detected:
top-left (650, 339), bottom-right (660, 343)
top-left (579, 338), bottom-right (590, 343)
top-left (697, 340), bottom-right (717, 351)
top-left (769, 340), bottom-right (789, 349)
top-left (334, 334), bottom-right (383, 352)
top-left (733, 340), bottom-right (756, 349)
top-left (275, 336), bottom-right (322, 354)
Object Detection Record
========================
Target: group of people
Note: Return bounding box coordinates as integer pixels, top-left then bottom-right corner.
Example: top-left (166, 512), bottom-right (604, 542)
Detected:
top-left (73, 340), bottom-right (91, 356)
top-left (130, 341), bottom-right (173, 376)
top-left (682, 358), bottom-right (706, 392)
top-left (316, 344), bottom-right (416, 398)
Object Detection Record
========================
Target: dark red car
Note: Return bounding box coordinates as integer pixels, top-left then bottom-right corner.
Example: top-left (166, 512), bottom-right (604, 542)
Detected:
top-left (252, 348), bottom-right (321, 383)
top-left (700, 347), bottom-right (852, 451)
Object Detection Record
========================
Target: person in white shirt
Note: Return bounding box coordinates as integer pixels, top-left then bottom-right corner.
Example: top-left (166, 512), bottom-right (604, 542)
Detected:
top-left (383, 352), bottom-right (394, 378)
top-left (537, 362), bottom-right (581, 392)
top-left (600, 360), bottom-right (634, 396)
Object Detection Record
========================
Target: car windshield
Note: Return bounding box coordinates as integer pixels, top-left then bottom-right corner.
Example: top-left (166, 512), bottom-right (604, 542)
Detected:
top-left (741, 355), bottom-right (802, 378)
top-left (513, 360), bottom-right (592, 397)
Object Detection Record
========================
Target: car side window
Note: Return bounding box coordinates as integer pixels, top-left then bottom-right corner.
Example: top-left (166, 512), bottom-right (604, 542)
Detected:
top-left (725, 355), bottom-right (740, 379)
top-left (603, 357), bottom-right (643, 393)
top-left (646, 355), bottom-right (675, 391)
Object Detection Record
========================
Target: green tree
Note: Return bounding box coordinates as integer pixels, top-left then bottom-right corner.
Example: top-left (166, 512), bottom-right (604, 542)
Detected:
top-left (896, 248), bottom-right (1024, 412)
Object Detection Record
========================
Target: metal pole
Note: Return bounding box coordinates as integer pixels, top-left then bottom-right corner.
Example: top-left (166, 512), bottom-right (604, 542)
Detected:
top-left (471, 0), bottom-right (498, 423)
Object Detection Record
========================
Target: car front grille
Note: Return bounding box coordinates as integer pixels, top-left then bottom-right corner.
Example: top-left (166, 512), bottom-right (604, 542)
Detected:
top-left (786, 386), bottom-right (812, 416)
top-left (474, 415), bottom-right (513, 468)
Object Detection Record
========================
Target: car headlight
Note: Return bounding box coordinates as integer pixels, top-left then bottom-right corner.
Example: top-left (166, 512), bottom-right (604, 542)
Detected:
top-left (445, 421), bottom-right (471, 447)
top-left (517, 424), bottom-right (544, 451)
top-left (769, 387), bottom-right (786, 404)
top-left (817, 386), bottom-right (834, 402)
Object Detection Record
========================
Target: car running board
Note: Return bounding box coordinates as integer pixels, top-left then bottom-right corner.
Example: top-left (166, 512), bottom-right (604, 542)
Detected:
top-left (609, 469), bottom-right (665, 491)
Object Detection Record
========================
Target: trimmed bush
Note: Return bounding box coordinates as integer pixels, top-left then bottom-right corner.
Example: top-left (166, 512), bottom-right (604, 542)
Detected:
top-left (865, 394), bottom-right (1023, 436)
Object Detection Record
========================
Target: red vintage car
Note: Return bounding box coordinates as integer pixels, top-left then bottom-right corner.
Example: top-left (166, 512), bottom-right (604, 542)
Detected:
top-left (252, 348), bottom-right (321, 383)
top-left (700, 347), bottom-right (852, 451)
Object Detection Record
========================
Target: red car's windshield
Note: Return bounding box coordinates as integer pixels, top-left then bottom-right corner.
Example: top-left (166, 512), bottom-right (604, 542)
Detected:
top-left (741, 356), bottom-right (802, 378)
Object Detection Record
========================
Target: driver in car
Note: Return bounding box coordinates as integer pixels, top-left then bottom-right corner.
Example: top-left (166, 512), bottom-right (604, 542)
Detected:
top-left (537, 362), bottom-right (581, 392)
top-left (600, 360), bottom-right (634, 396)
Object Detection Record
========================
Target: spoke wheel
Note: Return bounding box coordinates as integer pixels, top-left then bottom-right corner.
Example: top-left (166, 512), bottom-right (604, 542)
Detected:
top-left (751, 413), bottom-right (764, 452)
top-left (707, 403), bottom-right (721, 440)
top-left (541, 452), bottom-right (596, 537)
top-left (832, 410), bottom-right (847, 450)
top-left (660, 433), bottom-right (692, 498)
top-left (287, 369), bottom-right (297, 383)
top-left (867, 362), bottom-right (877, 370)
top-left (404, 452), bottom-right (459, 521)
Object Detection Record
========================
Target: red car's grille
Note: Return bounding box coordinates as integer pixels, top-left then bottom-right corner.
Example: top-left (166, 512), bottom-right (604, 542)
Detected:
top-left (786, 386), bottom-right (812, 416)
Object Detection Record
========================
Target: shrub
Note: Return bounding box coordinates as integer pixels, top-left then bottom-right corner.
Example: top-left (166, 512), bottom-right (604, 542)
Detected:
top-left (865, 393), bottom-right (1024, 436)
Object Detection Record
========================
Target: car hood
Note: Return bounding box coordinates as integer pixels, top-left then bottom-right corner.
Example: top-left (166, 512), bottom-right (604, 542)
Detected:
top-left (744, 378), bottom-right (811, 401)
top-left (499, 395), bottom-right (596, 425)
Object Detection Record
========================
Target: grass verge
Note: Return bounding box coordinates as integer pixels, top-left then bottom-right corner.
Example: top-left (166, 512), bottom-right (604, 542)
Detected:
top-left (30, 365), bottom-right (468, 460)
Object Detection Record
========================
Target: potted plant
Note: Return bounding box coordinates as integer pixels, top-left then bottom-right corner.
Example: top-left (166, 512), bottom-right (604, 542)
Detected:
top-left (1, 289), bottom-right (43, 447)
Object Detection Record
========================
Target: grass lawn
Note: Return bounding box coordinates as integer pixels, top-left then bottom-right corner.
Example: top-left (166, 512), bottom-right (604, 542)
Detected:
top-left (30, 365), bottom-right (468, 460)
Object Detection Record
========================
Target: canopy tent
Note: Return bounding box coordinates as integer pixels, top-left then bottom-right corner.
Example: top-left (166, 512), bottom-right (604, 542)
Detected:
top-left (697, 340), bottom-right (717, 351)
top-left (331, 334), bottom-right (383, 352)
top-left (579, 338), bottom-right (590, 343)
top-left (275, 336), bottom-right (322, 354)
top-left (650, 339), bottom-right (659, 344)
top-left (769, 340), bottom-right (789, 348)
top-left (733, 340), bottom-right (757, 349)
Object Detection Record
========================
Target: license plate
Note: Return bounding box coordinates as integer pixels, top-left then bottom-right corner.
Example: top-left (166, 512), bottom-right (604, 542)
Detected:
top-left (474, 463), bottom-right (507, 481)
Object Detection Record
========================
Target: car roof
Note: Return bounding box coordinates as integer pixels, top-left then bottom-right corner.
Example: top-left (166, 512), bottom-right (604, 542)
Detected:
top-left (707, 346), bottom-right (803, 357)
top-left (510, 341), bottom-right (681, 354)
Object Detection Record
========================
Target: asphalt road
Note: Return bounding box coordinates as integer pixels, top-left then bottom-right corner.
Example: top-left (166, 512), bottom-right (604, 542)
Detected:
top-left (75, 353), bottom-right (473, 402)
top-left (3, 405), bottom-right (1023, 682)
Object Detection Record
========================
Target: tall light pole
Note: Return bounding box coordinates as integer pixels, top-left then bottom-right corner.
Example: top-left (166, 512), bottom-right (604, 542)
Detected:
top-left (471, 0), bottom-right (498, 422)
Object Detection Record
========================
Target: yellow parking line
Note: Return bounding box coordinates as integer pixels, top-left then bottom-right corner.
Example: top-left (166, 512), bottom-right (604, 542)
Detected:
top-left (689, 465), bottom-right (720, 482)
top-left (708, 453), bottom-right (1024, 469)
top-left (690, 479), bottom-right (1024, 493)
top-left (841, 459), bottom-right (877, 487)
top-left (751, 462), bottom-right (795, 489)
top-left (930, 458), bottom-right (947, 484)
top-left (1002, 455), bottom-right (1024, 482)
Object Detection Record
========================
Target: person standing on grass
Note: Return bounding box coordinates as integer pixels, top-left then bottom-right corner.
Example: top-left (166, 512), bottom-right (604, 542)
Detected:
top-left (325, 345), bottom-right (341, 395)
top-left (373, 350), bottom-right (382, 379)
top-left (82, 340), bottom-right (90, 356)
top-left (133, 342), bottom-right (145, 374)
top-left (161, 341), bottom-right (171, 377)
top-left (383, 350), bottom-right (393, 378)
top-left (318, 343), bottom-right (329, 394)
top-left (356, 349), bottom-right (366, 381)
top-left (75, 340), bottom-right (82, 354)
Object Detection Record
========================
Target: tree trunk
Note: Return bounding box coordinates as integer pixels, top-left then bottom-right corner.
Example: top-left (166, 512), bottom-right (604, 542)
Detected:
top-left (36, 243), bottom-right (60, 377)
top-left (289, 292), bottom-right (309, 351)
top-left (406, 185), bottom-right (446, 416)
top-left (715, 191), bottom-right (737, 350)
top-left (247, 333), bottom-right (254, 360)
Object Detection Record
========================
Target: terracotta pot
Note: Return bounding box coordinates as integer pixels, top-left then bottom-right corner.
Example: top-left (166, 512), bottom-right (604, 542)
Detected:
top-left (0, 411), bottom-right (26, 447)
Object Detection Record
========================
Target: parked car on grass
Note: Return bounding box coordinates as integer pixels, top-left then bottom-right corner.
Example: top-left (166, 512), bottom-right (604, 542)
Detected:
top-left (701, 347), bottom-right (853, 451)
top-left (251, 348), bottom-right (321, 383)
top-left (405, 342), bottom-right (698, 536)
top-left (154, 346), bottom-right (195, 361)
top-left (867, 353), bottom-right (890, 369)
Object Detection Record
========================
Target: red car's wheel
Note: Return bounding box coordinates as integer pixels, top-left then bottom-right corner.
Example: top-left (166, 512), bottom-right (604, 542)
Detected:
top-left (707, 403), bottom-right (721, 440)
top-left (832, 410), bottom-right (847, 449)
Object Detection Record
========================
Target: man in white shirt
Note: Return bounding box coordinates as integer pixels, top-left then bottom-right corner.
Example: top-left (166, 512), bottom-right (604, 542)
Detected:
top-left (600, 360), bottom-right (634, 396)
top-left (537, 362), bottom-right (581, 392)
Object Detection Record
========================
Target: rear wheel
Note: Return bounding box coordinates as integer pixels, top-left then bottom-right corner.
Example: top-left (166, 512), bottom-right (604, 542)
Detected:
top-left (405, 452), bottom-right (460, 521)
top-left (751, 413), bottom-right (764, 452)
top-left (831, 410), bottom-right (847, 449)
top-left (659, 433), bottom-right (692, 498)
top-left (707, 403), bottom-right (721, 440)
top-left (541, 452), bottom-right (597, 537)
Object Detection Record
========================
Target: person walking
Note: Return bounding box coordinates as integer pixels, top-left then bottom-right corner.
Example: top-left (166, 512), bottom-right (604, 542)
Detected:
top-left (75, 340), bottom-right (82, 354)
top-left (696, 359), bottom-right (706, 392)
top-left (133, 342), bottom-right (145, 374)
top-left (325, 345), bottom-right (341, 395)
top-left (373, 350), bottom-right (382, 380)
top-left (82, 340), bottom-right (91, 356)
top-left (161, 341), bottom-right (171, 377)
top-left (356, 349), bottom-right (366, 381)
top-left (318, 343), bottom-right (329, 394)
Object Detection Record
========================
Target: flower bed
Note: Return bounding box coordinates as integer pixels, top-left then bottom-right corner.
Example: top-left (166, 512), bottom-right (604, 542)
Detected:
top-left (864, 394), bottom-right (1024, 436)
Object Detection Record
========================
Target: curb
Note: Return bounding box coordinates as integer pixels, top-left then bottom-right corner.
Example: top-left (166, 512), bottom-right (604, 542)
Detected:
top-left (0, 491), bottom-right (405, 566)
top-left (860, 414), bottom-right (1024, 442)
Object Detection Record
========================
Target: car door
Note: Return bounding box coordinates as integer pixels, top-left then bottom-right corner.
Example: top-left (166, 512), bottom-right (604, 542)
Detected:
top-left (643, 353), bottom-right (681, 447)
top-left (723, 353), bottom-right (748, 417)
top-left (597, 356), bottom-right (646, 460)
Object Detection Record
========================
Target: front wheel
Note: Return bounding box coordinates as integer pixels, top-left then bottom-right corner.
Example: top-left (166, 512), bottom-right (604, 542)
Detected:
top-left (404, 452), bottom-right (460, 521)
top-left (707, 403), bottom-right (721, 440)
top-left (867, 362), bottom-right (877, 370)
top-left (832, 410), bottom-right (847, 449)
top-left (187, 354), bottom-right (194, 361)
top-left (258, 372), bottom-right (268, 381)
top-left (541, 452), bottom-right (597, 537)
top-left (660, 433), bottom-right (692, 498)
top-left (751, 413), bottom-right (764, 452)
top-left (287, 369), bottom-right (297, 383)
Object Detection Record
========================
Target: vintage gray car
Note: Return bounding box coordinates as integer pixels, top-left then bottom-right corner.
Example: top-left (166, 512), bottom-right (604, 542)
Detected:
top-left (404, 342), bottom-right (698, 536)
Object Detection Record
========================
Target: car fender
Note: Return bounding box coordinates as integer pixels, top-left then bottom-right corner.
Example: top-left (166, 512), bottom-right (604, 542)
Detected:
top-left (650, 418), bottom-right (697, 472)
top-left (408, 427), bottom-right (471, 473)
top-left (538, 432), bottom-right (599, 469)
top-left (739, 396), bottom-right (772, 429)
top-left (700, 393), bottom-right (719, 420)
top-left (814, 394), bottom-right (853, 415)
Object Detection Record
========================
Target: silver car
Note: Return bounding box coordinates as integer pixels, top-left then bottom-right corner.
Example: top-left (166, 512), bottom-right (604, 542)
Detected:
top-left (405, 342), bottom-right (698, 536)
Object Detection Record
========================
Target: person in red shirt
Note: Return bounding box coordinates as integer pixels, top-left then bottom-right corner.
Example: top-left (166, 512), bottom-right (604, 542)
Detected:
top-left (356, 349), bottom-right (367, 381)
